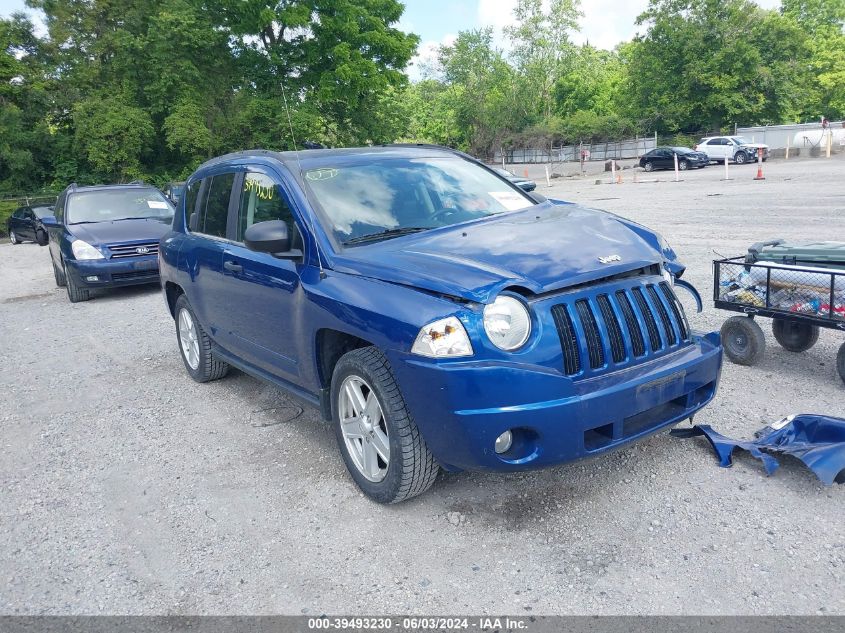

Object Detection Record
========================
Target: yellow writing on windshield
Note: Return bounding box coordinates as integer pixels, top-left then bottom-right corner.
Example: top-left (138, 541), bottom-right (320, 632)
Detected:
top-left (245, 177), bottom-right (274, 200)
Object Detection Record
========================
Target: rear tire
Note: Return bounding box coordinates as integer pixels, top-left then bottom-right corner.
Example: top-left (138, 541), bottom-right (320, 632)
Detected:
top-left (643, 162), bottom-right (654, 172)
top-left (679, 159), bottom-right (689, 171)
top-left (174, 294), bottom-right (229, 383)
top-left (772, 319), bottom-right (819, 352)
top-left (65, 265), bottom-right (91, 303)
top-left (52, 260), bottom-right (67, 287)
top-left (721, 316), bottom-right (766, 366)
top-left (837, 343), bottom-right (845, 386)
top-left (735, 151), bottom-right (748, 165)
top-left (332, 346), bottom-right (439, 504)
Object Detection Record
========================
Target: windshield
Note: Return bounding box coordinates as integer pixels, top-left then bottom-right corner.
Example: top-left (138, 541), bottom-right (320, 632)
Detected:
top-left (67, 189), bottom-right (174, 224)
top-left (672, 147), bottom-right (693, 154)
top-left (303, 157), bottom-right (534, 245)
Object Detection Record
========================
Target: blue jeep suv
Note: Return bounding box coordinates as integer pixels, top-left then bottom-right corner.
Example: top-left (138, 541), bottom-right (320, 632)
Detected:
top-left (160, 145), bottom-right (723, 503)
top-left (39, 183), bottom-right (175, 302)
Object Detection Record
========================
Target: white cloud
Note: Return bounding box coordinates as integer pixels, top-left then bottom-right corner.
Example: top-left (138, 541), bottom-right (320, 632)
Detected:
top-left (407, 33), bottom-right (457, 81)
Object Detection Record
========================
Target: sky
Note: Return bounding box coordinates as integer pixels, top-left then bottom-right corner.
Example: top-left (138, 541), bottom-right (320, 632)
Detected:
top-left (2, 0), bottom-right (783, 78)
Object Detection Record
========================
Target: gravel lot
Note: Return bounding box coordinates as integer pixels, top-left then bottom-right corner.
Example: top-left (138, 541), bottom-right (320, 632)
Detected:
top-left (1, 157), bottom-right (843, 616)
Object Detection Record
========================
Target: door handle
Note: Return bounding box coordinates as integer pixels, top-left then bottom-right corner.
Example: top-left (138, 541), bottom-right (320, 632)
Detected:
top-left (223, 260), bottom-right (243, 273)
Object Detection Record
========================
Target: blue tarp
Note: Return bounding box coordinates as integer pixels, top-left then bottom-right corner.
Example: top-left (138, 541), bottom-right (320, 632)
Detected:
top-left (671, 414), bottom-right (845, 485)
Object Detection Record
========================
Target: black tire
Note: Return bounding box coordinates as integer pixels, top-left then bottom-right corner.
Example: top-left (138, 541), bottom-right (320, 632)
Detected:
top-left (679, 159), bottom-right (689, 171)
top-left (52, 260), bottom-right (66, 287)
top-left (65, 265), bottom-right (91, 303)
top-left (837, 342), bottom-right (845, 386)
top-left (9, 230), bottom-right (19, 245)
top-left (721, 316), bottom-right (766, 366)
top-left (772, 319), bottom-right (819, 352)
top-left (643, 161), bottom-right (654, 172)
top-left (174, 294), bottom-right (229, 383)
top-left (734, 151), bottom-right (748, 165)
top-left (331, 346), bottom-right (439, 504)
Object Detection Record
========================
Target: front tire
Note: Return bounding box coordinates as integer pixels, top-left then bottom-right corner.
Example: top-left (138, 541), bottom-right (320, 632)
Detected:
top-left (772, 319), bottom-right (819, 352)
top-left (9, 230), bottom-right (19, 245)
top-left (837, 343), bottom-right (845, 386)
top-left (65, 265), bottom-right (91, 303)
top-left (721, 316), bottom-right (766, 366)
top-left (174, 295), bottom-right (229, 383)
top-left (735, 151), bottom-right (748, 165)
top-left (332, 347), bottom-right (439, 503)
top-left (52, 260), bottom-right (67, 287)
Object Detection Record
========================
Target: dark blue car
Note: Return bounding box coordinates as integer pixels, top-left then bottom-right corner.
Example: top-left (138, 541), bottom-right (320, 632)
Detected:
top-left (159, 146), bottom-right (723, 503)
top-left (39, 183), bottom-right (174, 302)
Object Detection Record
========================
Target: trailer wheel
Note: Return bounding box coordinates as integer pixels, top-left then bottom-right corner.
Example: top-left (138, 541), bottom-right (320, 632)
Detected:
top-left (772, 319), bottom-right (819, 352)
top-left (837, 343), bottom-right (845, 386)
top-left (721, 316), bottom-right (766, 366)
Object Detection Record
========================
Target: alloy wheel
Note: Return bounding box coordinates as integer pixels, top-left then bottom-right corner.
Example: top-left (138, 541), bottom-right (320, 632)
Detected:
top-left (178, 308), bottom-right (200, 370)
top-left (338, 375), bottom-right (390, 482)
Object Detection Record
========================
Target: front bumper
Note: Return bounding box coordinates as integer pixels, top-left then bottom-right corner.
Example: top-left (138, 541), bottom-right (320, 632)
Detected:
top-left (64, 255), bottom-right (159, 288)
top-left (388, 332), bottom-right (722, 472)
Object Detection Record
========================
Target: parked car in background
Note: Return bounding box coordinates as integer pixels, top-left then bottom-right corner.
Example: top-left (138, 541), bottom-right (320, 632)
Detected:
top-left (7, 205), bottom-right (54, 244)
top-left (639, 147), bottom-right (709, 172)
top-left (494, 167), bottom-right (537, 191)
top-left (164, 182), bottom-right (186, 205)
top-left (159, 145), bottom-right (722, 504)
top-left (38, 182), bottom-right (174, 303)
top-left (695, 136), bottom-right (770, 164)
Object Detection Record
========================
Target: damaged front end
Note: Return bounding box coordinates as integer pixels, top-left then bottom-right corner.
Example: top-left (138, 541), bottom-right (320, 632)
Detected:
top-left (672, 414), bottom-right (845, 485)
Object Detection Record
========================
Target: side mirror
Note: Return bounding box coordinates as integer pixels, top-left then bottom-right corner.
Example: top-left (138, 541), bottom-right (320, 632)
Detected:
top-left (189, 212), bottom-right (198, 231)
top-left (40, 215), bottom-right (59, 228)
top-left (528, 192), bottom-right (547, 204)
top-left (244, 220), bottom-right (301, 258)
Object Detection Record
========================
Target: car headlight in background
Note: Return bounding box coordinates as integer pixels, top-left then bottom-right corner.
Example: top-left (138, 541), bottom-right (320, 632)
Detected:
top-left (412, 316), bottom-right (473, 358)
top-left (662, 266), bottom-right (675, 286)
top-left (71, 239), bottom-right (104, 260)
top-left (483, 295), bottom-right (531, 351)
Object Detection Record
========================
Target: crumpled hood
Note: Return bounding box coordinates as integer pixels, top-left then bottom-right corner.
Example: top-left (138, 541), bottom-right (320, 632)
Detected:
top-left (331, 202), bottom-right (668, 303)
top-left (68, 217), bottom-right (172, 246)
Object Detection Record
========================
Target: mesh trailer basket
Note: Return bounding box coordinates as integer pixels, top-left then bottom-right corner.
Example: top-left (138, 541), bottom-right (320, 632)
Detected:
top-left (713, 254), bottom-right (845, 385)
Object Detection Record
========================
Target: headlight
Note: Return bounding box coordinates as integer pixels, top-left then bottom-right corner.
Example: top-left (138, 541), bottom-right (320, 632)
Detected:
top-left (71, 239), bottom-right (104, 260)
top-left (483, 295), bottom-right (531, 351)
top-left (662, 267), bottom-right (674, 286)
top-left (411, 316), bottom-right (473, 358)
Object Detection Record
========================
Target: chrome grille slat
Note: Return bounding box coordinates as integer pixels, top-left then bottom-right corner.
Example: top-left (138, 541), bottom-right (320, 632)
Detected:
top-left (107, 242), bottom-right (159, 258)
top-left (660, 281), bottom-right (690, 341)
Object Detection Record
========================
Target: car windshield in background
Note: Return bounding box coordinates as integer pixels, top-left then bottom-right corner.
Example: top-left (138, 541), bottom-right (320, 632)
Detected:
top-left (672, 147), bottom-right (694, 154)
top-left (66, 189), bottom-right (174, 224)
top-left (732, 137), bottom-right (751, 145)
top-left (495, 167), bottom-right (517, 178)
top-left (31, 206), bottom-right (54, 218)
top-left (302, 157), bottom-right (535, 245)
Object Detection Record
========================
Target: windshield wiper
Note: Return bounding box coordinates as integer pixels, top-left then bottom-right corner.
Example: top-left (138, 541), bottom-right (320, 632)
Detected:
top-left (343, 227), bottom-right (431, 246)
top-left (111, 216), bottom-right (169, 222)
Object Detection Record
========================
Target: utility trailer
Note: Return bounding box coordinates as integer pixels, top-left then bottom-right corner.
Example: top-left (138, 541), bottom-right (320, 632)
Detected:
top-left (714, 240), bottom-right (845, 385)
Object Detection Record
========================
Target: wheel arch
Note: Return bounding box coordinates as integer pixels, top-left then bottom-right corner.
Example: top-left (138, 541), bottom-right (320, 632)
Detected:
top-left (165, 281), bottom-right (184, 317)
top-left (315, 328), bottom-right (375, 420)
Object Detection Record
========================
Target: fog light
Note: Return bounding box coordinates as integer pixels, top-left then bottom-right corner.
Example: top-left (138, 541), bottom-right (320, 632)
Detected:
top-left (494, 430), bottom-right (513, 454)
top-left (85, 275), bottom-right (98, 282)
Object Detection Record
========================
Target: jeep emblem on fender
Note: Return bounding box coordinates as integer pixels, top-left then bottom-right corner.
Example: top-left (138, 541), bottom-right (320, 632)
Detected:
top-left (135, 246), bottom-right (150, 254)
top-left (598, 254), bottom-right (621, 264)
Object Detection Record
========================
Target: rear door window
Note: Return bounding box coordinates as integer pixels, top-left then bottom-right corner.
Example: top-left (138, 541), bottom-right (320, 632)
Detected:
top-left (201, 173), bottom-right (235, 238)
